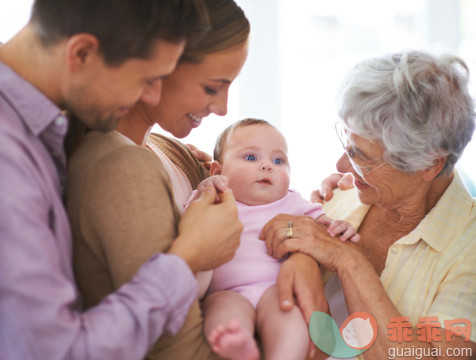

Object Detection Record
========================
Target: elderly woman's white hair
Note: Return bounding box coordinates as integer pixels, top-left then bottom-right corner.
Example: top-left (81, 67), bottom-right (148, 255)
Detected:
top-left (338, 50), bottom-right (475, 176)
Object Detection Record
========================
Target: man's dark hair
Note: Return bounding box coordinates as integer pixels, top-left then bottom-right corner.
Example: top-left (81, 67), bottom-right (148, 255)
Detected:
top-left (30, 0), bottom-right (210, 66)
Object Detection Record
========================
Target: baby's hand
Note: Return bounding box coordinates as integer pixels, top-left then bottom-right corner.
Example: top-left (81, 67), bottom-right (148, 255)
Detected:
top-left (317, 215), bottom-right (360, 243)
top-left (195, 175), bottom-right (229, 201)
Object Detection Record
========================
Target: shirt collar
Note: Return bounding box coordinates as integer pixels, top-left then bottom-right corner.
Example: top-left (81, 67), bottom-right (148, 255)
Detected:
top-left (0, 61), bottom-right (63, 136)
top-left (400, 171), bottom-right (474, 252)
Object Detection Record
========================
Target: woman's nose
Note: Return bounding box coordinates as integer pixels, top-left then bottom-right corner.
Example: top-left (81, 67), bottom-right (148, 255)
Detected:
top-left (336, 152), bottom-right (352, 173)
top-left (140, 80), bottom-right (162, 106)
top-left (209, 91), bottom-right (228, 116)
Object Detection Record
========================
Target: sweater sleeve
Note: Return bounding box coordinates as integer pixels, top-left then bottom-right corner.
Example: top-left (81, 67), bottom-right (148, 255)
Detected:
top-left (76, 144), bottom-right (214, 360)
top-left (80, 146), bottom-right (185, 288)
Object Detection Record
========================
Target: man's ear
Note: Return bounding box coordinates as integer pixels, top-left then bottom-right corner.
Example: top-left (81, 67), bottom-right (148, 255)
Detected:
top-left (210, 161), bottom-right (223, 175)
top-left (65, 34), bottom-right (100, 72)
top-left (423, 156), bottom-right (447, 181)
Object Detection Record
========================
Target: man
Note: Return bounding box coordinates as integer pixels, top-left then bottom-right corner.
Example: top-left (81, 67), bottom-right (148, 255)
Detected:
top-left (0, 0), bottom-right (242, 358)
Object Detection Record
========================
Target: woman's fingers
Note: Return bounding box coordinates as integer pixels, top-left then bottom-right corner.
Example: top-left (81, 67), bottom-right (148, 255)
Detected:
top-left (186, 143), bottom-right (213, 162)
top-left (210, 175), bottom-right (228, 193)
top-left (276, 265), bottom-right (295, 311)
top-left (310, 189), bottom-right (324, 204)
top-left (337, 173), bottom-right (354, 189)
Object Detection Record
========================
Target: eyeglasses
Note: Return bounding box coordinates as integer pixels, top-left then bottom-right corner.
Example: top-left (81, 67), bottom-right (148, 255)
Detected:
top-left (335, 121), bottom-right (388, 180)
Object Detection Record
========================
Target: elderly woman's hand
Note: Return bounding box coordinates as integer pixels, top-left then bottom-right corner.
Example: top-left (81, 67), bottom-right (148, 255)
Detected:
top-left (310, 173), bottom-right (354, 203)
top-left (259, 214), bottom-right (354, 273)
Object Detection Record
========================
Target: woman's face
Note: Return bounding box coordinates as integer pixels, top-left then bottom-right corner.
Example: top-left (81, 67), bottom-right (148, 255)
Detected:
top-left (336, 132), bottom-right (425, 209)
top-left (142, 43), bottom-right (248, 138)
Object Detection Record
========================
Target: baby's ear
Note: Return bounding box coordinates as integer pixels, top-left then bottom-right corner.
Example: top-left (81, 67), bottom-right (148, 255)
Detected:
top-left (210, 161), bottom-right (223, 175)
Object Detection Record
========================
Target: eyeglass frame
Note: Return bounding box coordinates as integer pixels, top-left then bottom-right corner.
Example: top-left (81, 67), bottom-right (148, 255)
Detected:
top-left (334, 121), bottom-right (388, 179)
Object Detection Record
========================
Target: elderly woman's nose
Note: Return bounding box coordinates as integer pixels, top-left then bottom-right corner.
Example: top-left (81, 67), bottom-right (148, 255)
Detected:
top-left (336, 153), bottom-right (352, 173)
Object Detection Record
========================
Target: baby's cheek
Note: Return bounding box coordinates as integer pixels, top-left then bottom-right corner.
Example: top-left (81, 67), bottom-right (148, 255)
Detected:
top-left (278, 170), bottom-right (291, 191)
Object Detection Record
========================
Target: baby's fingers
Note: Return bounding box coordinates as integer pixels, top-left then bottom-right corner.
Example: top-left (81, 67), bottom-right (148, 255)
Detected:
top-left (349, 232), bottom-right (361, 243)
top-left (339, 227), bottom-right (360, 242)
top-left (327, 220), bottom-right (349, 237)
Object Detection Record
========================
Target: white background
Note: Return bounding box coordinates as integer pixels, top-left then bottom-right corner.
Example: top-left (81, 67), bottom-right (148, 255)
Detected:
top-left (2, 0), bottom-right (475, 197)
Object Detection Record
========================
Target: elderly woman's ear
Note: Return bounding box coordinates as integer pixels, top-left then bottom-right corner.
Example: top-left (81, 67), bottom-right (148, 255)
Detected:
top-left (422, 156), bottom-right (447, 181)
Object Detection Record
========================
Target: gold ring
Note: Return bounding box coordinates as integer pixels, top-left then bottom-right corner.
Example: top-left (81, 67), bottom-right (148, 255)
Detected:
top-left (286, 221), bottom-right (293, 238)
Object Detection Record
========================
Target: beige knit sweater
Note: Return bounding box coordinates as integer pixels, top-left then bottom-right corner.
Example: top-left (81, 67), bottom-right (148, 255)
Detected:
top-left (65, 130), bottom-right (218, 360)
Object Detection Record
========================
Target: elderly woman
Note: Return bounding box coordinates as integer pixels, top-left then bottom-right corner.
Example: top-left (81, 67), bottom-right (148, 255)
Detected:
top-left (261, 50), bottom-right (476, 359)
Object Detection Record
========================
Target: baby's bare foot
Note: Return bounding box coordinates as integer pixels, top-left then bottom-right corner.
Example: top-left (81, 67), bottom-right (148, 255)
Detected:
top-left (208, 318), bottom-right (259, 360)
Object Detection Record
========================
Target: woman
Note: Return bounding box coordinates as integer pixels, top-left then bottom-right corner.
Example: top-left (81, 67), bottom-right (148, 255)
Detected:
top-left (261, 50), bottom-right (476, 359)
top-left (66, 1), bottom-right (323, 359)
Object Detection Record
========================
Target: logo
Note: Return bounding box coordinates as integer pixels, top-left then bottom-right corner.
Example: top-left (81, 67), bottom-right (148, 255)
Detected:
top-left (309, 311), bottom-right (378, 358)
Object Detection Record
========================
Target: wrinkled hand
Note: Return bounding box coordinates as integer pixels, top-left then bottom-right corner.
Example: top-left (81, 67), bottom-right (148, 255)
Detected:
top-left (169, 186), bottom-right (242, 273)
top-left (187, 143), bottom-right (212, 169)
top-left (277, 253), bottom-right (330, 360)
top-left (310, 173), bottom-right (354, 203)
top-left (277, 253), bottom-right (329, 320)
top-left (259, 214), bottom-right (356, 273)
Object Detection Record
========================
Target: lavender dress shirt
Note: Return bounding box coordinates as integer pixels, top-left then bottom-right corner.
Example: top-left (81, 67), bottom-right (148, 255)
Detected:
top-left (0, 61), bottom-right (198, 359)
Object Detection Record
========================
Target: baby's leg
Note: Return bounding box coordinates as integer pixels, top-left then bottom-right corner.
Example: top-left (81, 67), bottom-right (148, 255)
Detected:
top-left (202, 290), bottom-right (259, 360)
top-left (256, 285), bottom-right (309, 360)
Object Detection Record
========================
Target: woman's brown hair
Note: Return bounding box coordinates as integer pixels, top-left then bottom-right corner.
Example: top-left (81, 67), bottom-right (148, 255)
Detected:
top-left (179, 0), bottom-right (250, 63)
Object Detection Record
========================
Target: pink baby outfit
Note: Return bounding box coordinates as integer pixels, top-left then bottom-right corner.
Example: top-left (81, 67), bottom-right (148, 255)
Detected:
top-left (206, 190), bottom-right (324, 308)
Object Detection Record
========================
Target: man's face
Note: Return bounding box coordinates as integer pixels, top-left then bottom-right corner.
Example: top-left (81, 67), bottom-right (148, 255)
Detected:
top-left (64, 39), bottom-right (185, 132)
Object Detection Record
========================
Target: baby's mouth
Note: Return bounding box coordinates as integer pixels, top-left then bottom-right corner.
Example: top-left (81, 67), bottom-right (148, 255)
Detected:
top-left (257, 178), bottom-right (272, 185)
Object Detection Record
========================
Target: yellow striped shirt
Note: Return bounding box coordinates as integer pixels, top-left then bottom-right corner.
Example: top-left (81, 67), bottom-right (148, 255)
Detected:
top-left (323, 172), bottom-right (476, 342)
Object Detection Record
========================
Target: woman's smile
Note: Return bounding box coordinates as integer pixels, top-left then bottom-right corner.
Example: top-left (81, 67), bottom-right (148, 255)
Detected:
top-left (187, 113), bottom-right (203, 128)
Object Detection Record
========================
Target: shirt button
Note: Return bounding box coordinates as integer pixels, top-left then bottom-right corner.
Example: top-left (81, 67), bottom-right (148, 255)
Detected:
top-left (391, 246), bottom-right (399, 254)
top-left (55, 116), bottom-right (66, 127)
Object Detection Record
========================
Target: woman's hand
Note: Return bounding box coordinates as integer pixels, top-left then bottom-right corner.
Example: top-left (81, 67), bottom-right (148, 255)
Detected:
top-left (196, 174), bottom-right (228, 194)
top-left (277, 253), bottom-right (329, 320)
top-left (259, 214), bottom-right (355, 274)
top-left (310, 172), bottom-right (354, 203)
top-left (277, 253), bottom-right (329, 360)
top-left (170, 186), bottom-right (242, 273)
top-left (186, 143), bottom-right (213, 169)
top-left (194, 175), bottom-right (229, 202)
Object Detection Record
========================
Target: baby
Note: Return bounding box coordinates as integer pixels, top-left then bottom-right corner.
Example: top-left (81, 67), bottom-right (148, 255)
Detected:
top-left (189, 118), bottom-right (359, 360)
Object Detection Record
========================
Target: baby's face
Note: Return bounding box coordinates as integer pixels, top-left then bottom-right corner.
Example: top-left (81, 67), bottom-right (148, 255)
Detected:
top-left (221, 125), bottom-right (290, 205)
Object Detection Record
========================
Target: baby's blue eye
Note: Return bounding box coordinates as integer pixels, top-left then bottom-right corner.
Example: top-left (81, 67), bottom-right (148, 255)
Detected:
top-left (245, 154), bottom-right (256, 161)
top-left (273, 158), bottom-right (283, 165)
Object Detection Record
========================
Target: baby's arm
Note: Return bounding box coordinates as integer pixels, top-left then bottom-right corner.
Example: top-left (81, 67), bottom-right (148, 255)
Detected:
top-left (317, 215), bottom-right (360, 243)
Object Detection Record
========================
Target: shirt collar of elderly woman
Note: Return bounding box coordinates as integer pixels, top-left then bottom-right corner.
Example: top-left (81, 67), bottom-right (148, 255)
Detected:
top-left (333, 51), bottom-right (474, 232)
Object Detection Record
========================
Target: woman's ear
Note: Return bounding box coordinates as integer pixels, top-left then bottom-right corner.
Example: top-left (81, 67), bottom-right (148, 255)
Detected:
top-left (210, 161), bottom-right (223, 176)
top-left (423, 156), bottom-right (447, 181)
